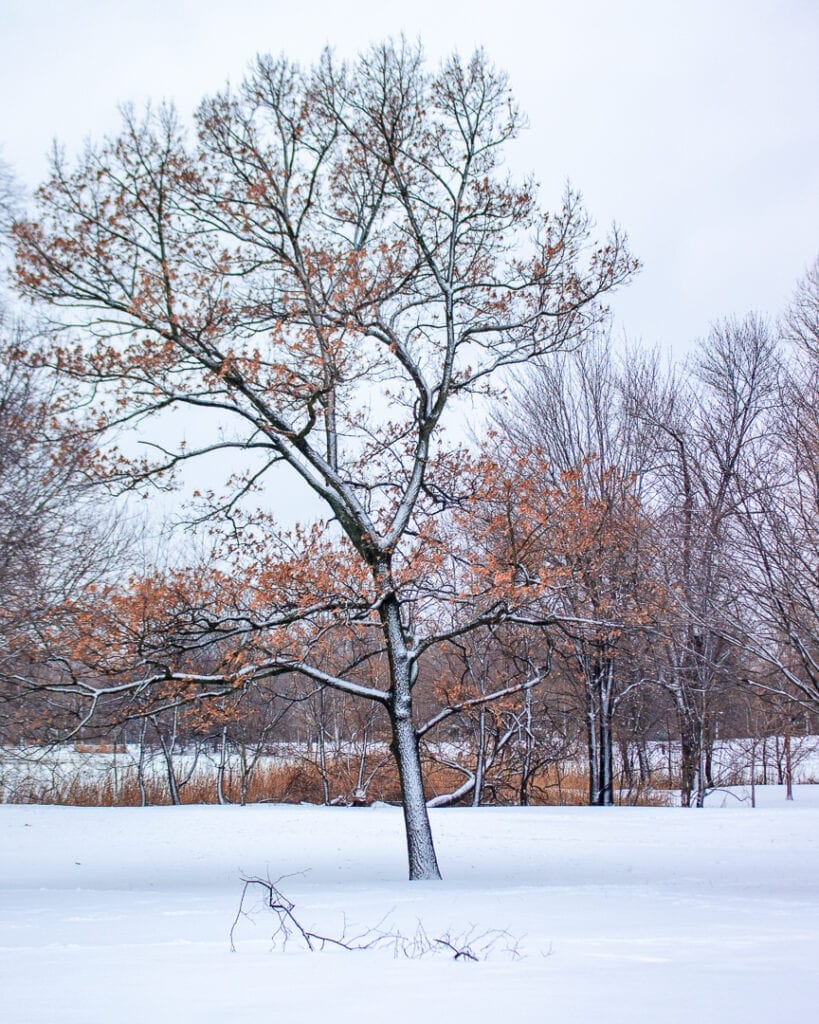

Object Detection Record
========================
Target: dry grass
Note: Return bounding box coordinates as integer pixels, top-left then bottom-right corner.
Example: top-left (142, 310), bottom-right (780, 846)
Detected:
top-left (1, 752), bottom-right (675, 808)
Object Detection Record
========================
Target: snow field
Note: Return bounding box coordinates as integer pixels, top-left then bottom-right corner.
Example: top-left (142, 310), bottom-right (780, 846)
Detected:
top-left (1, 789), bottom-right (817, 1023)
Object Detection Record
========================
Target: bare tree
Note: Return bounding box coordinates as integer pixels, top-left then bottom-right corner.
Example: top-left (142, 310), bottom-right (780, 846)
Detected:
top-left (0, 151), bottom-right (23, 241)
top-left (725, 269), bottom-right (818, 714)
top-left (0, 311), bottom-right (124, 738)
top-left (626, 316), bottom-right (780, 805)
top-left (783, 256), bottom-right (819, 359)
top-left (492, 337), bottom-right (661, 804)
top-left (12, 42), bottom-right (635, 878)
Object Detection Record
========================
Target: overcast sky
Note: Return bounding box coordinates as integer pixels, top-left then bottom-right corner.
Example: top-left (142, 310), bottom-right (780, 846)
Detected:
top-left (1, 0), bottom-right (817, 354)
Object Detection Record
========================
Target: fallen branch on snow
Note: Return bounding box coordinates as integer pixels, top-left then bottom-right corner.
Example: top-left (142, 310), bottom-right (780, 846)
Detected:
top-left (230, 875), bottom-right (522, 961)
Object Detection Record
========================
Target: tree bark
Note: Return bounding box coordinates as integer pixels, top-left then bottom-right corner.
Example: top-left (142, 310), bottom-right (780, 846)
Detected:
top-left (785, 732), bottom-right (794, 801)
top-left (586, 698), bottom-right (600, 805)
top-left (597, 657), bottom-right (615, 806)
top-left (380, 591), bottom-right (441, 881)
top-left (389, 709), bottom-right (441, 880)
top-left (471, 707), bottom-right (487, 808)
top-left (519, 688), bottom-right (534, 807)
top-left (216, 724), bottom-right (229, 805)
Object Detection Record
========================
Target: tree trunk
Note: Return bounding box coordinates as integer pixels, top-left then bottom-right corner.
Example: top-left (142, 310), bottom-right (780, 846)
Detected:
top-left (784, 732), bottom-right (794, 801)
top-left (389, 709), bottom-right (441, 879)
top-left (472, 707), bottom-right (487, 808)
top-left (586, 698), bottom-right (600, 805)
top-left (597, 658), bottom-right (614, 806)
top-left (519, 688), bottom-right (534, 807)
top-left (703, 725), bottom-right (715, 790)
top-left (317, 690), bottom-right (331, 806)
top-left (677, 706), bottom-right (699, 807)
top-left (136, 719), bottom-right (148, 807)
top-left (216, 724), bottom-right (229, 805)
top-left (619, 737), bottom-right (634, 804)
top-left (159, 737), bottom-right (181, 805)
top-left (239, 744), bottom-right (250, 806)
top-left (353, 726), bottom-right (369, 805)
top-left (380, 592), bottom-right (441, 881)
top-left (111, 742), bottom-right (120, 806)
top-left (695, 731), bottom-right (707, 808)
top-left (637, 738), bottom-right (651, 784)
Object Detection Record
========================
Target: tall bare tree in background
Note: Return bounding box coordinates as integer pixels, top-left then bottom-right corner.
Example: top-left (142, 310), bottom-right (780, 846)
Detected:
top-left (728, 263), bottom-right (819, 716)
top-left (493, 337), bottom-right (662, 804)
top-left (624, 317), bottom-right (780, 804)
top-left (0, 153), bottom-right (22, 238)
top-left (0, 310), bottom-right (129, 744)
top-left (784, 257), bottom-right (819, 359)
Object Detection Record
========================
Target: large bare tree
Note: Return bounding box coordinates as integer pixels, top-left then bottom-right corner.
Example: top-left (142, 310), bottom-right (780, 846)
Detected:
top-left (13, 42), bottom-right (635, 878)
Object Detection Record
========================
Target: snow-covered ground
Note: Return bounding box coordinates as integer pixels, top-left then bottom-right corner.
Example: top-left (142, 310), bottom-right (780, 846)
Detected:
top-left (2, 788), bottom-right (817, 1023)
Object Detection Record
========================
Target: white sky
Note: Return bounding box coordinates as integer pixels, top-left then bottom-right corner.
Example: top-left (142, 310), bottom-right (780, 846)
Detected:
top-left (1, 0), bottom-right (817, 356)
